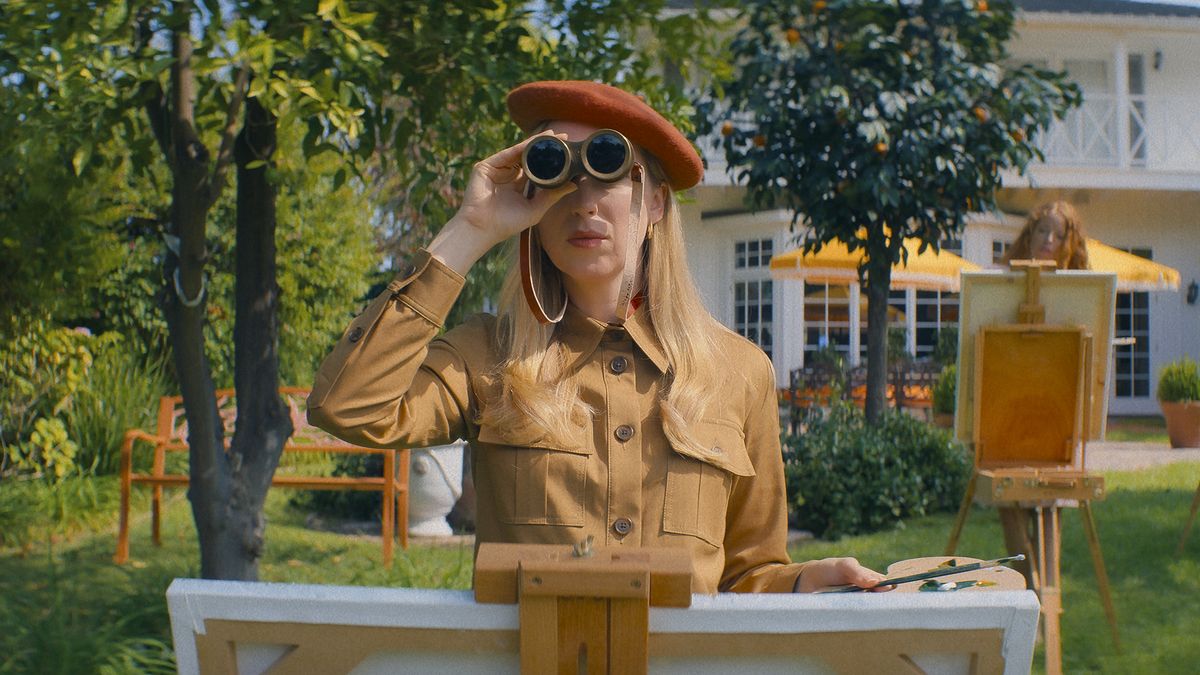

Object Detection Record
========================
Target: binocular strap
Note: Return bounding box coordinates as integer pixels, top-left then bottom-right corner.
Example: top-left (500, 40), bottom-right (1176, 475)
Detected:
top-left (519, 226), bottom-right (567, 324)
top-left (519, 163), bottom-right (646, 325)
top-left (612, 163), bottom-right (645, 326)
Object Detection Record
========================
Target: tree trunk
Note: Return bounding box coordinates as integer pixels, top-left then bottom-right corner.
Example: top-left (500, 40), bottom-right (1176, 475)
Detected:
top-left (863, 260), bottom-right (892, 424)
top-left (221, 95), bottom-right (292, 581)
top-left (161, 19), bottom-right (232, 580)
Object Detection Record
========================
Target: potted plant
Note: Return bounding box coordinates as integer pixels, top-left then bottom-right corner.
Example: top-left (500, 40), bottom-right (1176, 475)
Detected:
top-left (1158, 357), bottom-right (1200, 449)
top-left (931, 364), bottom-right (957, 429)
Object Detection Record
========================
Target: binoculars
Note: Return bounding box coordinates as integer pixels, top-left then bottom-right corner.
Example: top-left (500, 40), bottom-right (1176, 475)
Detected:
top-left (521, 129), bottom-right (634, 189)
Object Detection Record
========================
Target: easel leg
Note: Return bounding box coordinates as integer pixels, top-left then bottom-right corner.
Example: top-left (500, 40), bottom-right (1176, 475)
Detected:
top-left (1035, 506), bottom-right (1064, 675)
top-left (519, 595), bottom-right (559, 675)
top-left (1080, 501), bottom-right (1120, 652)
top-left (609, 597), bottom-right (649, 674)
top-left (999, 507), bottom-right (1038, 590)
top-left (944, 476), bottom-right (977, 555)
top-left (1178, 480), bottom-right (1200, 556)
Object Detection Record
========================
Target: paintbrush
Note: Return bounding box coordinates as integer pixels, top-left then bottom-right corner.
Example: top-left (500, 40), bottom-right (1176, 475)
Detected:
top-left (818, 554), bottom-right (1026, 593)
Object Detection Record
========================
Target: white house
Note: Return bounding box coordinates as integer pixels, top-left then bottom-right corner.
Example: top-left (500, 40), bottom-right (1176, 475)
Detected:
top-left (682, 0), bottom-right (1200, 416)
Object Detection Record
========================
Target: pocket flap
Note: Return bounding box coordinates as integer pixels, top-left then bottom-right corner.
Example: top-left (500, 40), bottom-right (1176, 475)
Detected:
top-left (672, 420), bottom-right (756, 477)
top-left (477, 419), bottom-right (592, 455)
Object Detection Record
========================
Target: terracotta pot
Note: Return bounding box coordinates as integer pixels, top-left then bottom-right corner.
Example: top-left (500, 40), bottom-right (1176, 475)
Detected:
top-left (1160, 401), bottom-right (1200, 449)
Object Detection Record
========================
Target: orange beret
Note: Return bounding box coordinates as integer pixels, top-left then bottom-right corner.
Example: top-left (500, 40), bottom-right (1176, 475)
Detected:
top-left (506, 80), bottom-right (704, 190)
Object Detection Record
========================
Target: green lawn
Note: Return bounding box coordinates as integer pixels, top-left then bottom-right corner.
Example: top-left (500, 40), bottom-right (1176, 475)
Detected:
top-left (1104, 415), bottom-right (1170, 444)
top-left (2, 464), bottom-right (1198, 674)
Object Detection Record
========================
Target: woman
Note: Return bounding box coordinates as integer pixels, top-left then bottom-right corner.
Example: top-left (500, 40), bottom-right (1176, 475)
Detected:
top-left (309, 81), bottom-right (885, 594)
top-left (1003, 200), bottom-right (1089, 270)
top-left (999, 199), bottom-right (1089, 589)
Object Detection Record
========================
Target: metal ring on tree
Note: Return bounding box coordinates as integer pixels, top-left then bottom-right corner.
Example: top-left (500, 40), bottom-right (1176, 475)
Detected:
top-left (173, 268), bottom-right (207, 308)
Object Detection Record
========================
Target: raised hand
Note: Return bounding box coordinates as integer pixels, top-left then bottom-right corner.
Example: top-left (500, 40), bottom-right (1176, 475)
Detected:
top-left (429, 131), bottom-right (578, 274)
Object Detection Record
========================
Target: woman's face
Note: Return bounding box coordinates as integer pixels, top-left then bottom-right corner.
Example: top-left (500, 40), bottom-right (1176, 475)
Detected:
top-left (1030, 212), bottom-right (1067, 262)
top-left (533, 121), bottom-right (664, 288)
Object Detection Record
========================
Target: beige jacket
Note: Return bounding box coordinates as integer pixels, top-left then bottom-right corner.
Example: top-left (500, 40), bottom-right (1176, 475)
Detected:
top-left (308, 250), bottom-right (807, 593)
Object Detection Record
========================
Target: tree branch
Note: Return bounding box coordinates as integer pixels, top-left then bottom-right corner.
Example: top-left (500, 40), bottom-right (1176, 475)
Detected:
top-left (135, 9), bottom-right (171, 159)
top-left (208, 64), bottom-right (252, 210)
top-left (142, 80), bottom-right (172, 160)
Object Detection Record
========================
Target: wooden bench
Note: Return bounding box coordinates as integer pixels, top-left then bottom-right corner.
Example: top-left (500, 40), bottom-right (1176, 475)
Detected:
top-left (115, 387), bottom-right (409, 565)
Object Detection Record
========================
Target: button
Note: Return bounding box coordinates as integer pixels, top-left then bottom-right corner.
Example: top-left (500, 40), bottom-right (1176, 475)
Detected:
top-left (347, 326), bottom-right (365, 343)
top-left (610, 356), bottom-right (629, 374)
top-left (614, 424), bottom-right (635, 442)
top-left (400, 262), bottom-right (417, 278)
top-left (612, 517), bottom-right (633, 535)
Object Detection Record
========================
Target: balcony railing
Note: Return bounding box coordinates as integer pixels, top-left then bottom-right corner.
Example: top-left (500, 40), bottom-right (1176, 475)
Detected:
top-left (1039, 94), bottom-right (1200, 172)
top-left (697, 94), bottom-right (1200, 186)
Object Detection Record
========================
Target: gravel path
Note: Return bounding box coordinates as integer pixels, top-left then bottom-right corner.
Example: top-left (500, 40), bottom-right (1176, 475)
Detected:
top-left (1087, 441), bottom-right (1200, 471)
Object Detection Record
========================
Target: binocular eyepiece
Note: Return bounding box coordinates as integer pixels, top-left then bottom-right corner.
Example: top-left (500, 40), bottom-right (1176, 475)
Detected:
top-left (521, 129), bottom-right (634, 189)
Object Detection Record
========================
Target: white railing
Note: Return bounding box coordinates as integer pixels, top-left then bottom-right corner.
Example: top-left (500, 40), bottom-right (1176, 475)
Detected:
top-left (1038, 94), bottom-right (1200, 172)
top-left (697, 94), bottom-right (1200, 186)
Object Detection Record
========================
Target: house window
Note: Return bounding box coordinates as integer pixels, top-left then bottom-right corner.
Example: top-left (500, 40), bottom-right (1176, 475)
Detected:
top-left (1114, 248), bottom-right (1152, 398)
top-left (733, 239), bottom-right (774, 359)
top-left (993, 240), bottom-right (1011, 265)
top-left (735, 238), bottom-right (774, 269)
top-left (941, 237), bottom-right (963, 257)
top-left (915, 290), bottom-right (959, 359)
top-left (803, 282), bottom-right (851, 361)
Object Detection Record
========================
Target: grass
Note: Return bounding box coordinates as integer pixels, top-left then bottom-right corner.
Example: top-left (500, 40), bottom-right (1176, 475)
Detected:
top-left (1105, 415), bottom-right (1170, 444)
top-left (2, 463), bottom-right (1198, 674)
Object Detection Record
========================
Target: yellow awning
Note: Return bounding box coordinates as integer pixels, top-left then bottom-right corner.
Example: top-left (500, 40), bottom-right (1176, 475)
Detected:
top-left (770, 239), bottom-right (981, 292)
top-left (1086, 239), bottom-right (1181, 291)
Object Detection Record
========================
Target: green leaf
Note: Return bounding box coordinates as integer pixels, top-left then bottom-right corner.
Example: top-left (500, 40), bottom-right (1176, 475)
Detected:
top-left (317, 0), bottom-right (340, 19)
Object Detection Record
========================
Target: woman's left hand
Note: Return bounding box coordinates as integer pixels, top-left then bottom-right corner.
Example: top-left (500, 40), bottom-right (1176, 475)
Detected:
top-left (793, 557), bottom-right (892, 593)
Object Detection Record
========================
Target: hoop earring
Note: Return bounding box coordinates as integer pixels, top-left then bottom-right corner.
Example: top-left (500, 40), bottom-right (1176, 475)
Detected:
top-left (519, 227), bottom-right (567, 324)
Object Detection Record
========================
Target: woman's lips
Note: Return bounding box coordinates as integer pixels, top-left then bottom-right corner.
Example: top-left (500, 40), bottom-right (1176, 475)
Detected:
top-left (567, 232), bottom-right (607, 248)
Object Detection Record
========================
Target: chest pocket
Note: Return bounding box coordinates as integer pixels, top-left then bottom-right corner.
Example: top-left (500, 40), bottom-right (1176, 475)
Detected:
top-left (476, 421), bottom-right (591, 528)
top-left (662, 420), bottom-right (755, 548)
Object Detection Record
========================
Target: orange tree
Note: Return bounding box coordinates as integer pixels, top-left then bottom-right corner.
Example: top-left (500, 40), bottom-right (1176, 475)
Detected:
top-left (699, 0), bottom-right (1079, 421)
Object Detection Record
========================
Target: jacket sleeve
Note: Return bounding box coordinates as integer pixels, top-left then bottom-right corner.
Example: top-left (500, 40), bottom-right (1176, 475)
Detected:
top-left (306, 249), bottom-right (478, 450)
top-left (719, 348), bottom-right (808, 593)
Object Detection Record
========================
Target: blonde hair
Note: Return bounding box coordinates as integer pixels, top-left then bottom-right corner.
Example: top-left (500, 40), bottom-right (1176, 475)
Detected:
top-left (479, 160), bottom-right (730, 457)
top-left (1004, 200), bottom-right (1090, 270)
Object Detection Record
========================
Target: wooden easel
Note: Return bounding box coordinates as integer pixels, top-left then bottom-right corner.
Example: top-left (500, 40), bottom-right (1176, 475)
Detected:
top-left (474, 540), bottom-right (692, 674)
top-left (944, 262), bottom-right (1119, 675)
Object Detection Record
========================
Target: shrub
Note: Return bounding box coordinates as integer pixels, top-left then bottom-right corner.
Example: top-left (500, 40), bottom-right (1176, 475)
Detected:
top-left (932, 364), bottom-right (957, 415)
top-left (782, 401), bottom-right (970, 539)
top-left (933, 326), bottom-right (959, 367)
top-left (67, 339), bottom-right (172, 475)
top-left (1157, 357), bottom-right (1200, 403)
top-left (0, 318), bottom-right (108, 479)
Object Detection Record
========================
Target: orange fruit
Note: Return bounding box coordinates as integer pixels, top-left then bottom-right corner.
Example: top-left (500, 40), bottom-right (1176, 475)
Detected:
top-left (753, 134), bottom-right (767, 148)
top-left (814, 0), bottom-right (828, 11)
top-left (721, 121), bottom-right (735, 136)
top-left (834, 40), bottom-right (845, 52)
top-left (1010, 129), bottom-right (1025, 142)
top-left (972, 106), bottom-right (989, 122)
top-left (977, 1), bottom-right (988, 11)
top-left (874, 141), bottom-right (888, 155)
top-left (786, 28), bottom-right (801, 45)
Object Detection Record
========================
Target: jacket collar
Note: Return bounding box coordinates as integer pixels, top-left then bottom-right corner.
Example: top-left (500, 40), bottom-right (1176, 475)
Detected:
top-left (558, 303), bottom-right (668, 374)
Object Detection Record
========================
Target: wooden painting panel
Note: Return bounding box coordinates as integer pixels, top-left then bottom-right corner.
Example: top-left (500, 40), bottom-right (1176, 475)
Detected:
top-left (955, 271), bottom-right (1116, 444)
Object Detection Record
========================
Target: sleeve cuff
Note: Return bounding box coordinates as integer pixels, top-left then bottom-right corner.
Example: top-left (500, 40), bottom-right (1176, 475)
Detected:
top-left (390, 249), bottom-right (467, 328)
